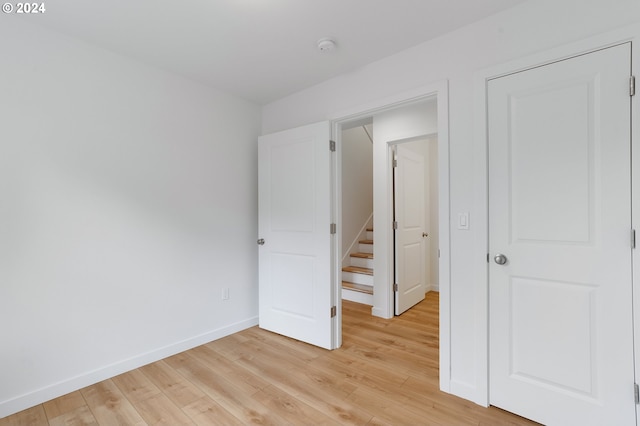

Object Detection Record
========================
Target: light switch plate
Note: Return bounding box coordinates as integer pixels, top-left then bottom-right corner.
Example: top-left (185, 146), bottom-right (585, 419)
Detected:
top-left (458, 212), bottom-right (470, 230)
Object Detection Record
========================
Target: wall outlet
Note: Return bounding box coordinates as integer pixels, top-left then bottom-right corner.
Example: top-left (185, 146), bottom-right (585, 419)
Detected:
top-left (222, 288), bottom-right (229, 300)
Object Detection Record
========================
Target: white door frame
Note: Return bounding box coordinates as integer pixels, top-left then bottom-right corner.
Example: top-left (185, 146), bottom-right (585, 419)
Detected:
top-left (473, 24), bottom-right (640, 407)
top-left (330, 80), bottom-right (451, 391)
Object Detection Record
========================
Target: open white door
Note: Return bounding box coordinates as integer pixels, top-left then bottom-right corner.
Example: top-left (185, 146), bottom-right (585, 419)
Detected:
top-left (394, 144), bottom-right (426, 315)
top-left (488, 43), bottom-right (634, 425)
top-left (258, 121), bottom-right (336, 350)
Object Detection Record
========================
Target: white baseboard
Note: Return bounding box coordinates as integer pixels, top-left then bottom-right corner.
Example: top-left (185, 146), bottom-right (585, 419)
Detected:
top-left (371, 306), bottom-right (392, 319)
top-left (0, 316), bottom-right (258, 419)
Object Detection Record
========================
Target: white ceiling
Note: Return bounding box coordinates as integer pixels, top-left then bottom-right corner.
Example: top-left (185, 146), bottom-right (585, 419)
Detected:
top-left (25, 0), bottom-right (527, 104)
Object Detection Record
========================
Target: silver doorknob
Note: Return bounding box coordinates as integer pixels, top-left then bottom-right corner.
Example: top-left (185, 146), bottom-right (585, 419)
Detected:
top-left (494, 254), bottom-right (508, 265)
top-left (257, 238), bottom-right (265, 246)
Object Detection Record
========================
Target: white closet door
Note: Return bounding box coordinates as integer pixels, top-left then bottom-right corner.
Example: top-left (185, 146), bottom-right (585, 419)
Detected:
top-left (488, 43), bottom-right (634, 425)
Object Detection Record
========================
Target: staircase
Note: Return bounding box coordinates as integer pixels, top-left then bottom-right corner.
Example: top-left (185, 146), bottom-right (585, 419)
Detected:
top-left (342, 227), bottom-right (374, 305)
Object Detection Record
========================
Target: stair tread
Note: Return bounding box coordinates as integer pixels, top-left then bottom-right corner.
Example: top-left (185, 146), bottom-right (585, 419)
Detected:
top-left (359, 239), bottom-right (373, 245)
top-left (350, 252), bottom-right (373, 259)
top-left (342, 266), bottom-right (373, 275)
top-left (342, 281), bottom-right (373, 295)
top-left (366, 228), bottom-right (373, 232)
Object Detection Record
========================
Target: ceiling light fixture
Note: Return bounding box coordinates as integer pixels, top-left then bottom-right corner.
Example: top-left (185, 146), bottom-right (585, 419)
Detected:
top-left (317, 37), bottom-right (336, 53)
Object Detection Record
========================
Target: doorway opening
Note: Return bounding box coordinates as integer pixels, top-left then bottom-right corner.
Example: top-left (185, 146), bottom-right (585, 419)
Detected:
top-left (333, 88), bottom-right (450, 387)
top-left (336, 97), bottom-right (443, 318)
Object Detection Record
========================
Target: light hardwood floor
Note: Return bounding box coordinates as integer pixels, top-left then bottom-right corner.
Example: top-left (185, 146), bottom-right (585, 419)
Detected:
top-left (0, 292), bottom-right (538, 425)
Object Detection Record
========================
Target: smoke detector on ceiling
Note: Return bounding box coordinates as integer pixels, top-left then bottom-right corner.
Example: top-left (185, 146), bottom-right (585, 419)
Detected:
top-left (317, 38), bottom-right (336, 53)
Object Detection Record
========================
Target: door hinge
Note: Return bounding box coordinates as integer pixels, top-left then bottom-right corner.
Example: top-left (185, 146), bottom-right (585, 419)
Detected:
top-left (330, 306), bottom-right (337, 317)
top-left (329, 140), bottom-right (336, 152)
top-left (393, 158), bottom-right (398, 168)
top-left (632, 229), bottom-right (636, 249)
top-left (330, 223), bottom-right (337, 234)
top-left (393, 221), bottom-right (398, 230)
top-left (634, 383), bottom-right (639, 404)
top-left (393, 283), bottom-right (398, 292)
top-left (630, 76), bottom-right (636, 97)
top-left (487, 253), bottom-right (490, 263)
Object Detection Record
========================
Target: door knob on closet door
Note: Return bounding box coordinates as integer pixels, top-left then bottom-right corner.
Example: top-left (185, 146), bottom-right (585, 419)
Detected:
top-left (422, 232), bottom-right (429, 238)
top-left (257, 238), bottom-right (265, 245)
top-left (494, 254), bottom-right (508, 265)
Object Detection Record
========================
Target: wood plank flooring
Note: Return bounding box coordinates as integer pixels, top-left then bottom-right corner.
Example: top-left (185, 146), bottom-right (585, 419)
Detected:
top-left (0, 293), bottom-right (538, 425)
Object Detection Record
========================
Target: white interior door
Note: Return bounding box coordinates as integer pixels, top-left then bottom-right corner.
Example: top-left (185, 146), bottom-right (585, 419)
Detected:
top-left (394, 144), bottom-right (426, 315)
top-left (488, 43), bottom-right (634, 425)
top-left (258, 121), bottom-right (335, 350)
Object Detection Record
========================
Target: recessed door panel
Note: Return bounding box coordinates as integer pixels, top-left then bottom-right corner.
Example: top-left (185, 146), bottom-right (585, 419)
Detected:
top-left (510, 277), bottom-right (596, 396)
top-left (510, 81), bottom-right (593, 244)
top-left (270, 141), bottom-right (314, 232)
top-left (270, 253), bottom-right (315, 318)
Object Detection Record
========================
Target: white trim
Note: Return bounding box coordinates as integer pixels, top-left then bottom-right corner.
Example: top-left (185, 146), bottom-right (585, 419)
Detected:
top-left (331, 79), bottom-right (452, 395)
top-left (436, 81), bottom-right (452, 393)
top-left (632, 32), bottom-right (640, 426)
top-left (332, 122), bottom-right (343, 349)
top-left (330, 121), bottom-right (341, 350)
top-left (386, 143), bottom-right (396, 316)
top-left (329, 83), bottom-right (449, 122)
top-left (473, 23), bottom-right (640, 408)
top-left (0, 317), bottom-right (258, 418)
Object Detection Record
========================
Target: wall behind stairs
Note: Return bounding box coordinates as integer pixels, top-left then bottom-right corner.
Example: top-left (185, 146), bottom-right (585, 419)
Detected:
top-left (0, 18), bottom-right (261, 417)
top-left (341, 126), bottom-right (373, 261)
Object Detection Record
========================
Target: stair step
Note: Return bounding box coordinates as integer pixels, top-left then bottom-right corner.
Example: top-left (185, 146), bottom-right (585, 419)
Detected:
top-left (359, 242), bottom-right (373, 254)
top-left (359, 239), bottom-right (373, 245)
top-left (366, 228), bottom-right (373, 239)
top-left (342, 270), bottom-right (373, 285)
top-left (350, 252), bottom-right (373, 259)
top-left (342, 281), bottom-right (373, 295)
top-left (345, 257), bottom-right (375, 268)
top-left (342, 266), bottom-right (373, 275)
top-left (349, 254), bottom-right (373, 269)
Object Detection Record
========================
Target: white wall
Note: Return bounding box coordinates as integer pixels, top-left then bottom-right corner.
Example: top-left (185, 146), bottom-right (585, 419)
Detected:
top-left (0, 18), bottom-right (261, 417)
top-left (261, 0), bottom-right (640, 405)
top-left (341, 126), bottom-right (373, 261)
